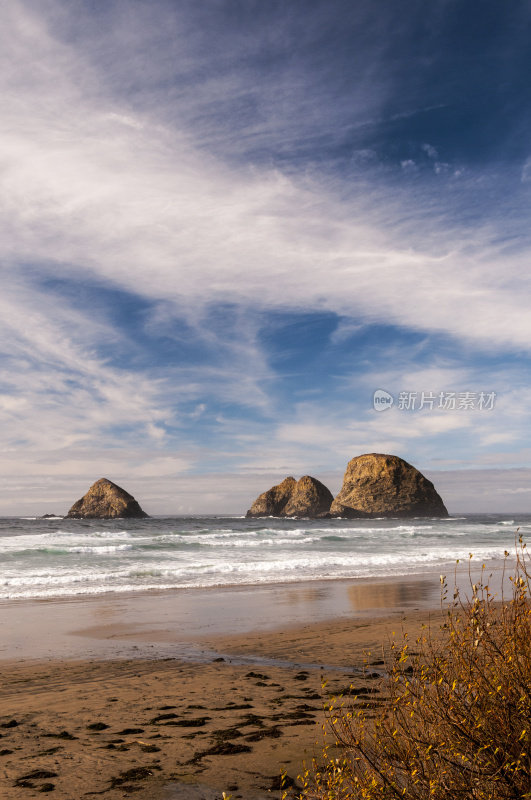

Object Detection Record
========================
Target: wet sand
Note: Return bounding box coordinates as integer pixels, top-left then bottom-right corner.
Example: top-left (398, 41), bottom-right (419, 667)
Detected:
top-left (0, 572), bottom-right (493, 799)
top-left (0, 571), bottom-right (453, 662)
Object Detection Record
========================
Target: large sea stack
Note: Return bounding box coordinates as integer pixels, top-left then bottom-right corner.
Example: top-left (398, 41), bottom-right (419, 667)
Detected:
top-left (66, 478), bottom-right (148, 519)
top-left (330, 453), bottom-right (448, 518)
top-left (246, 475), bottom-right (333, 518)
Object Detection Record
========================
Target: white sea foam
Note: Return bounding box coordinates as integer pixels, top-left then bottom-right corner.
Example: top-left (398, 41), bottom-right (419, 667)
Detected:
top-left (0, 514), bottom-right (527, 600)
top-left (57, 543), bottom-right (134, 554)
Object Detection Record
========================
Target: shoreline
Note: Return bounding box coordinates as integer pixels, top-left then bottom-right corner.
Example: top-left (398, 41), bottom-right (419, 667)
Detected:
top-left (0, 566), bottom-right (507, 663)
top-left (1, 564), bottom-right (512, 664)
top-left (1, 513), bottom-right (522, 616)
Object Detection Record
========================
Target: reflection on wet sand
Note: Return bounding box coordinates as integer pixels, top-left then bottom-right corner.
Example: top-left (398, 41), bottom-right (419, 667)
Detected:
top-left (1, 576), bottom-right (447, 661)
top-left (264, 577), bottom-right (440, 619)
top-left (348, 579), bottom-right (436, 611)
top-left (280, 586), bottom-right (331, 605)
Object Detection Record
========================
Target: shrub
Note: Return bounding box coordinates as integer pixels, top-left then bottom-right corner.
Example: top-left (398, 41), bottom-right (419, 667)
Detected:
top-left (289, 540), bottom-right (531, 800)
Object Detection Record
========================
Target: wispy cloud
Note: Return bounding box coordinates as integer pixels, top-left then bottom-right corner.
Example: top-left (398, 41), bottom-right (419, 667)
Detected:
top-left (1, 2), bottom-right (530, 348)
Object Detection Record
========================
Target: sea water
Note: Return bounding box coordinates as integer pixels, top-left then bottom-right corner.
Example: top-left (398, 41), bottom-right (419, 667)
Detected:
top-left (0, 514), bottom-right (527, 600)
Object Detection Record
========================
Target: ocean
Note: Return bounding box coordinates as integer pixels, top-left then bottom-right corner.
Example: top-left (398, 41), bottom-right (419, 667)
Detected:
top-left (0, 513), bottom-right (527, 601)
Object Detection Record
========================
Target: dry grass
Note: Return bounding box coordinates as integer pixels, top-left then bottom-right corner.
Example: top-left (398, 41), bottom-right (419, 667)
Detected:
top-left (288, 539), bottom-right (531, 800)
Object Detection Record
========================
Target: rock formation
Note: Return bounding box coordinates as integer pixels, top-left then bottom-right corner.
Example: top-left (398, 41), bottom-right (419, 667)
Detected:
top-left (330, 453), bottom-right (448, 518)
top-left (66, 478), bottom-right (148, 519)
top-left (246, 475), bottom-right (333, 518)
top-left (284, 475), bottom-right (334, 517)
top-left (246, 477), bottom-right (296, 517)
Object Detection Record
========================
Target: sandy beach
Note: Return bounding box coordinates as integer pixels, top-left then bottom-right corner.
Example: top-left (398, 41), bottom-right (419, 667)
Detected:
top-left (0, 575), bottom-right (451, 800)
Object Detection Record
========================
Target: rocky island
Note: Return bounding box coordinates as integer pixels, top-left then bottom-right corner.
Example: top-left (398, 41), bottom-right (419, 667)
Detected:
top-left (247, 454), bottom-right (448, 518)
top-left (66, 478), bottom-right (148, 519)
top-left (330, 453), bottom-right (448, 518)
top-left (246, 475), bottom-right (334, 518)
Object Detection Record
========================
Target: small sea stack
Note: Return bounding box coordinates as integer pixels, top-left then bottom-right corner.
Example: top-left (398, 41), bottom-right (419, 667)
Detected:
top-left (66, 478), bottom-right (149, 519)
top-left (330, 453), bottom-right (448, 518)
top-left (246, 475), bottom-right (333, 518)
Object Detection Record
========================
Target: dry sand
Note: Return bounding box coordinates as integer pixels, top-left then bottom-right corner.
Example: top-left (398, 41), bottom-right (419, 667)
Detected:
top-left (0, 597), bottom-right (439, 800)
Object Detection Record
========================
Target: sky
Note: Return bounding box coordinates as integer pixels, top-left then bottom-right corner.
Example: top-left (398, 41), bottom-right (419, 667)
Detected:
top-left (2, 0), bottom-right (531, 514)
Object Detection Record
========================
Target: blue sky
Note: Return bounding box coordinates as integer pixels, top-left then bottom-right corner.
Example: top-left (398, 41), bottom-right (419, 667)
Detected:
top-left (2, 0), bottom-right (531, 514)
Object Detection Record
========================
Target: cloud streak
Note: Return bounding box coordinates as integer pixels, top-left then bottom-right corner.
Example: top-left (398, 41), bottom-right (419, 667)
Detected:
top-left (1, 1), bottom-right (530, 348)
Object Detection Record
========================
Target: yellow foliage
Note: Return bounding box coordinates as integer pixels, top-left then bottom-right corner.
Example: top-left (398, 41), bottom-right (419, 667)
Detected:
top-left (284, 538), bottom-right (531, 800)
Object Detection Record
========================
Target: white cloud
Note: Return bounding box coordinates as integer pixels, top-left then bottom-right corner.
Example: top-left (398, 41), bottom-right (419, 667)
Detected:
top-left (329, 318), bottom-right (364, 344)
top-left (0, 275), bottom-right (173, 453)
top-left (422, 143), bottom-right (438, 159)
top-left (479, 431), bottom-right (518, 446)
top-left (429, 468), bottom-right (531, 512)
